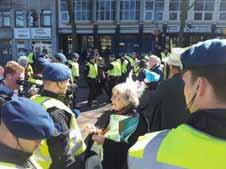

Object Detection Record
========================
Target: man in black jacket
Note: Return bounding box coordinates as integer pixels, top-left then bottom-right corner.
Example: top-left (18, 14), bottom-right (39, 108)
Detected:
top-left (139, 48), bottom-right (189, 131)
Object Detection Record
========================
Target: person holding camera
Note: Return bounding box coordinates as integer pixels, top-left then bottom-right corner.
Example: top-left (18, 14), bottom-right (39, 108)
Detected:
top-left (0, 61), bottom-right (25, 99)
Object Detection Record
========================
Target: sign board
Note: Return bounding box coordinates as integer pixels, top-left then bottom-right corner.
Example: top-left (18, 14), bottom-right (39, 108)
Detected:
top-left (14, 28), bottom-right (30, 39)
top-left (31, 28), bottom-right (51, 39)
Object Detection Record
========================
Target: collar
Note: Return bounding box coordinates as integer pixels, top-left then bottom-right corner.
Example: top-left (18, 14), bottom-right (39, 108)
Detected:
top-left (0, 83), bottom-right (14, 97)
top-left (41, 90), bottom-right (65, 102)
top-left (0, 143), bottom-right (31, 166)
top-left (117, 105), bottom-right (136, 116)
top-left (186, 109), bottom-right (226, 140)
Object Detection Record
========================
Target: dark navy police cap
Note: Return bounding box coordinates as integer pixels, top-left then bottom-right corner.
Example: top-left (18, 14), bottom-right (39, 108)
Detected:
top-left (43, 63), bottom-right (72, 81)
top-left (2, 97), bottom-right (55, 140)
top-left (54, 53), bottom-right (67, 64)
top-left (181, 39), bottom-right (226, 70)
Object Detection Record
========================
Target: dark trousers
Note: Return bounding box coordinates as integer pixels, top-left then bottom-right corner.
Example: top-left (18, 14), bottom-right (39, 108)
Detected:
top-left (87, 78), bottom-right (97, 104)
top-left (108, 76), bottom-right (120, 99)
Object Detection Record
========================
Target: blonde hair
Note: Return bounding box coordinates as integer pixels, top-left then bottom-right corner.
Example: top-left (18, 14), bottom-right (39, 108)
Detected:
top-left (112, 82), bottom-right (142, 107)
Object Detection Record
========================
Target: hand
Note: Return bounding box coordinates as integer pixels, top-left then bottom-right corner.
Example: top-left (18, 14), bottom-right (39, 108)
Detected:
top-left (92, 134), bottom-right (105, 145)
top-left (84, 124), bottom-right (99, 134)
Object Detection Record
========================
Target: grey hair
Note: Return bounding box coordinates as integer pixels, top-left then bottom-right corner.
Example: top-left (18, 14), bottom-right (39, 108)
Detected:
top-left (112, 82), bottom-right (143, 107)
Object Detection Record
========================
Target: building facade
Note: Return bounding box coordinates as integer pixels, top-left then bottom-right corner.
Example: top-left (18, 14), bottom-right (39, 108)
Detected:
top-left (0, 0), bottom-right (57, 65)
top-left (57, 0), bottom-right (226, 57)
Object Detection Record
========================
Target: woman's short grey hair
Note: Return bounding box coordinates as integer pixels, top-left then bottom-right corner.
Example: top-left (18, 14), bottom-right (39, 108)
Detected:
top-left (112, 82), bottom-right (143, 107)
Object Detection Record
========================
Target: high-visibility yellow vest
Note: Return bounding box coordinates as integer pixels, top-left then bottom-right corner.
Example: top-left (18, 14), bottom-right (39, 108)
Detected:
top-left (27, 52), bottom-right (34, 64)
top-left (86, 62), bottom-right (98, 79)
top-left (69, 60), bottom-right (79, 78)
top-left (108, 61), bottom-right (122, 77)
top-left (31, 95), bottom-right (86, 169)
top-left (133, 66), bottom-right (142, 77)
top-left (125, 56), bottom-right (135, 68)
top-left (129, 124), bottom-right (226, 169)
top-left (122, 59), bottom-right (129, 74)
top-left (27, 64), bottom-right (34, 79)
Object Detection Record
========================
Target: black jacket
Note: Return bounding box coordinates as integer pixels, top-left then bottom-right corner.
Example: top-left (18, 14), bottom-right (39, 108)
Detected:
top-left (96, 107), bottom-right (148, 169)
top-left (187, 109), bottom-right (226, 140)
top-left (139, 73), bottom-right (189, 132)
top-left (41, 90), bottom-right (77, 169)
top-left (0, 143), bottom-right (36, 169)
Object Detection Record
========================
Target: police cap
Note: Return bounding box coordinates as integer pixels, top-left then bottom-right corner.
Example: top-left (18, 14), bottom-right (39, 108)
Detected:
top-left (43, 63), bottom-right (71, 81)
top-left (181, 39), bottom-right (226, 70)
top-left (2, 97), bottom-right (55, 140)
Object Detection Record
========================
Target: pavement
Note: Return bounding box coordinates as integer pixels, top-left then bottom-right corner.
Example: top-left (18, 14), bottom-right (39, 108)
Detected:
top-left (75, 72), bottom-right (111, 138)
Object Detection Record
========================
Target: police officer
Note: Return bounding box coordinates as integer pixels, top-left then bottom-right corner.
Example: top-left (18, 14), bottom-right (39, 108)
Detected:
top-left (69, 53), bottom-right (80, 83)
top-left (128, 39), bottom-right (226, 169)
top-left (31, 63), bottom-right (86, 169)
top-left (0, 61), bottom-right (25, 98)
top-left (107, 55), bottom-right (122, 99)
top-left (84, 55), bottom-right (98, 106)
top-left (0, 97), bottom-right (55, 169)
top-left (67, 53), bottom-right (80, 108)
top-left (53, 52), bottom-right (68, 64)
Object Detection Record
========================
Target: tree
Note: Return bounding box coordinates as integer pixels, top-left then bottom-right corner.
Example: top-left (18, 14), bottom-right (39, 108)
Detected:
top-left (66, 0), bottom-right (77, 53)
top-left (178, 0), bottom-right (194, 47)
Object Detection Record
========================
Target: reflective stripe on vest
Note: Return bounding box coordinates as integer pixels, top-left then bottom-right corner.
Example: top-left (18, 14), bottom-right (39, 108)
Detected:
top-left (69, 60), bottom-right (79, 77)
top-left (0, 162), bottom-right (22, 169)
top-left (86, 62), bottom-right (98, 79)
top-left (129, 124), bottom-right (226, 169)
top-left (0, 160), bottom-right (42, 169)
top-left (108, 61), bottom-right (122, 77)
top-left (31, 95), bottom-right (86, 169)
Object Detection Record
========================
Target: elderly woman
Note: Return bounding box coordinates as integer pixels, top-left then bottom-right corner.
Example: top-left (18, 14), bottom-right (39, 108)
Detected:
top-left (85, 82), bottom-right (148, 169)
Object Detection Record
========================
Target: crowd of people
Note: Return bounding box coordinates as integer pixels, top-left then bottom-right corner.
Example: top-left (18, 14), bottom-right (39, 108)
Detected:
top-left (0, 38), bottom-right (225, 169)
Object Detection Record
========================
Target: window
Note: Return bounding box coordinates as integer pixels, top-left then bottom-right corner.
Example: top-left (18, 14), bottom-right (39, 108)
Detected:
top-left (29, 10), bottom-right (38, 27)
top-left (145, 0), bottom-right (154, 20)
top-left (15, 11), bottom-right (25, 27)
top-left (0, 11), bottom-right (10, 27)
top-left (120, 0), bottom-right (140, 20)
top-left (154, 0), bottom-right (164, 20)
top-left (194, 0), bottom-right (215, 21)
top-left (97, 0), bottom-right (116, 20)
top-left (60, 0), bottom-right (69, 23)
top-left (169, 0), bottom-right (188, 20)
top-left (145, 0), bottom-right (164, 21)
top-left (41, 10), bottom-right (51, 26)
top-left (74, 0), bottom-right (91, 21)
top-left (220, 0), bottom-right (226, 20)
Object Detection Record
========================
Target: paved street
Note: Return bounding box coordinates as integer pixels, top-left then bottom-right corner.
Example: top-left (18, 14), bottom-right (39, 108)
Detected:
top-left (75, 74), bottom-right (111, 137)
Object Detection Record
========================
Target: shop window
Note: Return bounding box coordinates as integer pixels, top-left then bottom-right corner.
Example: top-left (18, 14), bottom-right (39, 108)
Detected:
top-left (41, 10), bottom-right (51, 27)
top-left (15, 11), bottom-right (25, 27)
